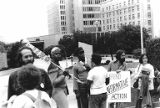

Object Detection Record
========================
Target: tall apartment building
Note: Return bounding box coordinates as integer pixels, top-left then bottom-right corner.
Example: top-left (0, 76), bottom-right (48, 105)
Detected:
top-left (100, 0), bottom-right (153, 36)
top-left (47, 0), bottom-right (74, 35)
top-left (74, 0), bottom-right (102, 33)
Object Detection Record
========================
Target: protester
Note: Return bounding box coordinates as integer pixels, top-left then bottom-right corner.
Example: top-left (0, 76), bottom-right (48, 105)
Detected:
top-left (46, 45), bottom-right (69, 108)
top-left (133, 54), bottom-right (154, 108)
top-left (87, 54), bottom-right (109, 108)
top-left (72, 47), bottom-right (90, 108)
top-left (107, 49), bottom-right (127, 108)
top-left (11, 64), bottom-right (52, 108)
top-left (7, 46), bottom-right (52, 100)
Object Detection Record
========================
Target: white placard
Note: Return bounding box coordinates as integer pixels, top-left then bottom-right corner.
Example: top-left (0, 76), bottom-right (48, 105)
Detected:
top-left (107, 71), bottom-right (131, 102)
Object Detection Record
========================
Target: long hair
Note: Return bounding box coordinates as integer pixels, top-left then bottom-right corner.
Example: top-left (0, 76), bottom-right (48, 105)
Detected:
top-left (16, 46), bottom-right (34, 67)
top-left (139, 54), bottom-right (149, 64)
top-left (18, 64), bottom-right (41, 90)
top-left (115, 49), bottom-right (125, 61)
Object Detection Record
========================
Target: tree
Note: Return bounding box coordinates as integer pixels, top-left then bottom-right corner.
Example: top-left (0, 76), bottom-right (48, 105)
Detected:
top-left (0, 41), bottom-right (6, 53)
top-left (7, 41), bottom-right (24, 68)
top-left (114, 25), bottom-right (150, 53)
top-left (58, 35), bottom-right (78, 57)
top-left (146, 38), bottom-right (160, 70)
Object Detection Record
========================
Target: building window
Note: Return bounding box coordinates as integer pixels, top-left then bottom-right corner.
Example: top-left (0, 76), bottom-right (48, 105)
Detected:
top-left (113, 18), bottom-right (115, 23)
top-left (128, 7), bottom-right (131, 12)
top-left (124, 16), bottom-right (127, 20)
top-left (110, 18), bottom-right (112, 23)
top-left (137, 0), bottom-right (139, 3)
top-left (120, 17), bottom-right (122, 21)
top-left (107, 13), bottom-right (108, 18)
top-left (107, 25), bottom-right (109, 30)
top-left (147, 4), bottom-right (151, 10)
top-left (124, 1), bottom-right (126, 6)
top-left (61, 27), bottom-right (66, 31)
top-left (106, 7), bottom-right (108, 11)
top-left (119, 3), bottom-right (121, 8)
top-left (60, 0), bottom-right (65, 4)
top-left (132, 14), bottom-right (135, 19)
top-left (120, 10), bottom-right (122, 15)
top-left (148, 20), bottom-right (151, 25)
top-left (148, 27), bottom-right (152, 33)
top-left (112, 5), bottom-right (114, 10)
top-left (128, 0), bottom-right (130, 5)
top-left (110, 25), bottom-right (112, 29)
top-left (133, 22), bottom-right (135, 25)
top-left (124, 8), bottom-right (126, 14)
top-left (116, 10), bottom-right (119, 15)
top-left (60, 11), bottom-right (65, 15)
top-left (103, 26), bottom-right (105, 30)
top-left (137, 5), bottom-right (139, 11)
top-left (113, 24), bottom-right (115, 29)
top-left (113, 11), bottom-right (115, 16)
top-left (148, 12), bottom-right (151, 18)
top-left (117, 24), bottom-right (119, 29)
top-left (132, 0), bottom-right (134, 4)
top-left (132, 6), bottom-right (134, 12)
top-left (147, 0), bottom-right (150, 2)
top-left (138, 21), bottom-right (140, 25)
top-left (137, 13), bottom-right (140, 19)
top-left (103, 20), bottom-right (105, 24)
top-left (129, 15), bottom-right (131, 20)
top-left (117, 18), bottom-right (119, 22)
top-left (107, 19), bottom-right (109, 24)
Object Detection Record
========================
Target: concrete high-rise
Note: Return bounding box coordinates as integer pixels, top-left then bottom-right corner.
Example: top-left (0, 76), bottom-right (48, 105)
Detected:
top-left (47, 0), bottom-right (74, 35)
top-left (100, 0), bottom-right (153, 36)
top-left (74, 0), bottom-right (102, 33)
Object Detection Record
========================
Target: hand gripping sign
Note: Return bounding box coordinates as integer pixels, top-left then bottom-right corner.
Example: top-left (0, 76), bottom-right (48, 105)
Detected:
top-left (107, 71), bottom-right (131, 102)
top-left (22, 39), bottom-right (84, 84)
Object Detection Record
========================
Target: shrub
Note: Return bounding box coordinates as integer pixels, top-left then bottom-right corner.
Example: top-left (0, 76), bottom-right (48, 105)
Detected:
top-left (146, 38), bottom-right (160, 70)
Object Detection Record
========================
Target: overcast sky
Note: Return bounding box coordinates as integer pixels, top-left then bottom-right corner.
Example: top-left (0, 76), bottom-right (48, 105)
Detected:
top-left (0, 0), bottom-right (160, 43)
top-left (0, 0), bottom-right (52, 43)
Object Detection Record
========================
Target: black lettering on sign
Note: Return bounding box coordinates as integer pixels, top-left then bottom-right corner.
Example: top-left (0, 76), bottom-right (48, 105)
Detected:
top-left (109, 73), bottom-right (121, 80)
top-left (111, 93), bottom-right (127, 100)
top-left (106, 78), bottom-right (128, 95)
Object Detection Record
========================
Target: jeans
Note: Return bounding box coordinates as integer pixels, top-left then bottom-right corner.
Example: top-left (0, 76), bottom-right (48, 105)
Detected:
top-left (89, 93), bottom-right (107, 108)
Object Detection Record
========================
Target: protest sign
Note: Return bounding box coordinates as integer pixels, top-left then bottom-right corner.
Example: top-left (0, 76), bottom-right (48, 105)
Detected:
top-left (107, 71), bottom-right (131, 102)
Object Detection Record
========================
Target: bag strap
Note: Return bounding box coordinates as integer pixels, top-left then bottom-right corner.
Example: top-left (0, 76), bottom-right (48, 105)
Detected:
top-left (23, 93), bottom-right (36, 102)
top-left (137, 64), bottom-right (141, 72)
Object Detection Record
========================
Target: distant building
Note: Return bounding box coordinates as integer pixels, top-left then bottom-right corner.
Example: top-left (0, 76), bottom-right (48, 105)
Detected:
top-left (74, 0), bottom-right (102, 33)
top-left (47, 0), bottom-right (75, 35)
top-left (27, 34), bottom-right (64, 50)
top-left (100, 0), bottom-right (153, 37)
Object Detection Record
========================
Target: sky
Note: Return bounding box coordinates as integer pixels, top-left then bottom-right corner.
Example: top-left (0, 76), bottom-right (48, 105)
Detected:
top-left (0, 0), bottom-right (52, 43)
top-left (0, 0), bottom-right (160, 43)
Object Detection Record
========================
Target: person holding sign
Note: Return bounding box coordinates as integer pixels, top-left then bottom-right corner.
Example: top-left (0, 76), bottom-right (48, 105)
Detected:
top-left (107, 49), bottom-right (127, 108)
top-left (87, 54), bottom-right (109, 108)
top-left (72, 47), bottom-right (91, 108)
top-left (46, 45), bottom-right (69, 108)
top-left (134, 54), bottom-right (154, 108)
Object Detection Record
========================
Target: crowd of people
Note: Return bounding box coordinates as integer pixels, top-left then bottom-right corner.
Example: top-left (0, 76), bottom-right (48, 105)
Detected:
top-left (2, 44), bottom-right (160, 108)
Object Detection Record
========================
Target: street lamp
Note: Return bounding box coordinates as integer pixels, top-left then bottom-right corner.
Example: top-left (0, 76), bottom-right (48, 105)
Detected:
top-left (140, 0), bottom-right (144, 54)
top-left (94, 20), bottom-right (100, 42)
